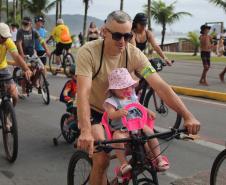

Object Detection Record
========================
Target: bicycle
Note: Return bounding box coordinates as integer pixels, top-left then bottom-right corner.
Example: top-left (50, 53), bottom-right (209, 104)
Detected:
top-left (49, 48), bottom-right (75, 77)
top-left (13, 55), bottom-right (50, 105)
top-left (53, 106), bottom-right (80, 146)
top-left (136, 58), bottom-right (182, 139)
top-left (67, 103), bottom-right (187, 185)
top-left (210, 144), bottom-right (226, 185)
top-left (0, 77), bottom-right (18, 163)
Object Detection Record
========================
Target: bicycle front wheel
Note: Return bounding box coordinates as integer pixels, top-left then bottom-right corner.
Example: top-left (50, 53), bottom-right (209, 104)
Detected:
top-left (67, 150), bottom-right (92, 185)
top-left (210, 149), bottom-right (226, 185)
top-left (144, 89), bottom-right (182, 138)
top-left (49, 52), bottom-right (58, 75)
top-left (39, 72), bottom-right (50, 105)
top-left (63, 53), bottom-right (75, 78)
top-left (2, 101), bottom-right (18, 163)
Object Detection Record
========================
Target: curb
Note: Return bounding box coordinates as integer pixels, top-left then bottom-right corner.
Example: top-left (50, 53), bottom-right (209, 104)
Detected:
top-left (172, 85), bottom-right (226, 102)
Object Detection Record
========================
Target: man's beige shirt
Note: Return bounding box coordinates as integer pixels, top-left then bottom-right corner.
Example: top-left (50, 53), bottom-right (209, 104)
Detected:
top-left (76, 39), bottom-right (155, 112)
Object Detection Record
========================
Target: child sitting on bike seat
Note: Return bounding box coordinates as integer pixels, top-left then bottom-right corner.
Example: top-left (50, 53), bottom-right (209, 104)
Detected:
top-left (59, 64), bottom-right (77, 114)
top-left (103, 68), bottom-right (169, 174)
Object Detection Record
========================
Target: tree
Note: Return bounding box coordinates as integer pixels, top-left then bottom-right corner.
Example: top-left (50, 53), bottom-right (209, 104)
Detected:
top-left (120, 0), bottom-right (123, 10)
top-left (209, 0), bottom-right (226, 12)
top-left (82, 0), bottom-right (90, 44)
top-left (0, 0), bottom-right (2, 21)
top-left (147, 0), bottom-right (151, 30)
top-left (13, 0), bottom-right (16, 23)
top-left (25, 0), bottom-right (56, 17)
top-left (187, 32), bottom-right (200, 56)
top-left (147, 0), bottom-right (191, 49)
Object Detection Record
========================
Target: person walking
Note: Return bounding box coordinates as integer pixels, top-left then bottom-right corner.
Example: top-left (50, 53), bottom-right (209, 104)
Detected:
top-left (199, 24), bottom-right (213, 86)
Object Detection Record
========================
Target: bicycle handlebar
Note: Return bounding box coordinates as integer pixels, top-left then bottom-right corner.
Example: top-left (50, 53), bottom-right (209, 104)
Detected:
top-left (94, 127), bottom-right (187, 146)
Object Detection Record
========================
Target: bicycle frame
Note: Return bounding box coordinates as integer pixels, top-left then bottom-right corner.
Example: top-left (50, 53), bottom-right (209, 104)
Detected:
top-left (94, 128), bottom-right (186, 185)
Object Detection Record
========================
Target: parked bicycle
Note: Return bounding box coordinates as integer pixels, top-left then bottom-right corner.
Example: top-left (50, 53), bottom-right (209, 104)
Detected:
top-left (0, 77), bottom-right (18, 163)
top-left (136, 58), bottom-right (182, 139)
top-left (210, 145), bottom-right (226, 185)
top-left (67, 124), bottom-right (186, 184)
top-left (49, 48), bottom-right (75, 77)
top-left (13, 55), bottom-right (50, 105)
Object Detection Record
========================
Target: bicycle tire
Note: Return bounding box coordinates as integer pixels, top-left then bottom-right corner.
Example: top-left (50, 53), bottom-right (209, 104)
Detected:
top-left (2, 101), bottom-right (18, 163)
top-left (67, 150), bottom-right (92, 185)
top-left (39, 72), bottom-right (50, 105)
top-left (143, 89), bottom-right (182, 139)
top-left (63, 53), bottom-right (75, 78)
top-left (210, 149), bottom-right (226, 185)
top-left (49, 52), bottom-right (58, 75)
top-left (60, 113), bottom-right (79, 144)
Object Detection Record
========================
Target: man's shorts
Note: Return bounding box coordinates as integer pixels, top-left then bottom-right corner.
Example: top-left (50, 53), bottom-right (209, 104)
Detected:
top-left (0, 68), bottom-right (14, 84)
top-left (55, 42), bottom-right (72, 56)
top-left (37, 50), bottom-right (47, 65)
top-left (90, 109), bottom-right (103, 125)
top-left (201, 51), bottom-right (211, 66)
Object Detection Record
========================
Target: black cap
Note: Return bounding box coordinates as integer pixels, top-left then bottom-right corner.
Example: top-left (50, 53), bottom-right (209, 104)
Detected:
top-left (133, 13), bottom-right (147, 25)
top-left (34, 16), bottom-right (45, 23)
top-left (200, 24), bottom-right (211, 34)
top-left (22, 16), bottom-right (32, 24)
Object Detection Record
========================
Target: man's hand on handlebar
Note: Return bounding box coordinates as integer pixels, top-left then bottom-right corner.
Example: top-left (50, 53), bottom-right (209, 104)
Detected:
top-left (77, 129), bottom-right (94, 158)
top-left (183, 116), bottom-right (201, 135)
top-left (24, 68), bottom-right (32, 81)
top-left (164, 58), bottom-right (172, 66)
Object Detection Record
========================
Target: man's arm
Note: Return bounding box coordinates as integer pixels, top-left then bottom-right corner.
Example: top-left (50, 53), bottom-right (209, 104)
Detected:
top-left (145, 73), bottom-right (200, 134)
top-left (10, 51), bottom-right (32, 80)
top-left (76, 75), bottom-right (94, 156)
top-left (16, 40), bottom-right (25, 59)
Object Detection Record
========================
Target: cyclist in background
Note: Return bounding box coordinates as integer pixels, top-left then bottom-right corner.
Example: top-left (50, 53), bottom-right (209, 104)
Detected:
top-left (130, 13), bottom-right (171, 65)
top-left (16, 16), bottom-right (50, 97)
top-left (34, 15), bottom-right (48, 68)
top-left (0, 22), bottom-right (32, 105)
top-left (59, 64), bottom-right (77, 114)
top-left (47, 18), bottom-right (72, 71)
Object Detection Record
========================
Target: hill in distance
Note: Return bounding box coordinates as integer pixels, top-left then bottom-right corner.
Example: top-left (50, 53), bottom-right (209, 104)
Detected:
top-left (47, 14), bottom-right (104, 35)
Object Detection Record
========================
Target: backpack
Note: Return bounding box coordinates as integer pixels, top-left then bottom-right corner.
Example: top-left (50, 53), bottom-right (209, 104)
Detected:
top-left (60, 26), bottom-right (71, 42)
top-left (59, 80), bottom-right (74, 103)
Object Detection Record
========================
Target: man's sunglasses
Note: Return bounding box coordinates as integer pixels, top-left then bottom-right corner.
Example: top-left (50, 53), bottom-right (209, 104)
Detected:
top-left (106, 28), bottom-right (133, 42)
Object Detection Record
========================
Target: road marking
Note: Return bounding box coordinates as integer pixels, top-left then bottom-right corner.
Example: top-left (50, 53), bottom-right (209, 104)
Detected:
top-left (180, 95), bottom-right (226, 107)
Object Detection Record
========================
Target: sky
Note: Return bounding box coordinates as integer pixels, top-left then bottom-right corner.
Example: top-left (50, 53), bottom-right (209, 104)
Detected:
top-left (49, 0), bottom-right (226, 33)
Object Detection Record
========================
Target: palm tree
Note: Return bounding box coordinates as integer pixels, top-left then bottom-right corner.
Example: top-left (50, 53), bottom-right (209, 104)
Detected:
top-left (25, 0), bottom-right (56, 17)
top-left (209, 0), bottom-right (226, 12)
top-left (82, 0), bottom-right (90, 44)
top-left (148, 0), bottom-right (192, 48)
top-left (0, 0), bottom-right (2, 21)
top-left (147, 0), bottom-right (151, 30)
top-left (13, 0), bottom-right (17, 23)
top-left (6, 0), bottom-right (9, 22)
top-left (120, 0), bottom-right (124, 10)
top-left (187, 32), bottom-right (200, 56)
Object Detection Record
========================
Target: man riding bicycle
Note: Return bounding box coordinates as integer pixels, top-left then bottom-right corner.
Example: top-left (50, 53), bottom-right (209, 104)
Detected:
top-left (0, 23), bottom-right (32, 105)
top-left (47, 18), bottom-right (72, 71)
top-left (76, 11), bottom-right (200, 185)
top-left (16, 17), bottom-right (50, 96)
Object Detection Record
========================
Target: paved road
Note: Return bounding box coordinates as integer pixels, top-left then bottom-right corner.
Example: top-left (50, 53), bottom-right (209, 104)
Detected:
top-left (0, 67), bottom-right (225, 185)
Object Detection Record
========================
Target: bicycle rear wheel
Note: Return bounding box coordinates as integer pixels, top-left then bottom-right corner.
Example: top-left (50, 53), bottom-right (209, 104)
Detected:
top-left (49, 52), bottom-right (58, 75)
top-left (67, 150), bottom-right (92, 185)
top-left (210, 149), bottom-right (226, 185)
top-left (39, 72), bottom-right (50, 105)
top-left (63, 53), bottom-right (75, 78)
top-left (2, 101), bottom-right (18, 163)
top-left (144, 89), bottom-right (182, 139)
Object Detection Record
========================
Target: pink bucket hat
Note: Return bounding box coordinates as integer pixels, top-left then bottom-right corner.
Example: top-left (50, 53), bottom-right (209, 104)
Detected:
top-left (108, 68), bottom-right (138, 90)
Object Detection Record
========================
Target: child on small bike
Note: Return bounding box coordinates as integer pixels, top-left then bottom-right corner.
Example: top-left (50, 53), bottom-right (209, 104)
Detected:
top-left (59, 64), bottom-right (77, 114)
top-left (103, 68), bottom-right (169, 174)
